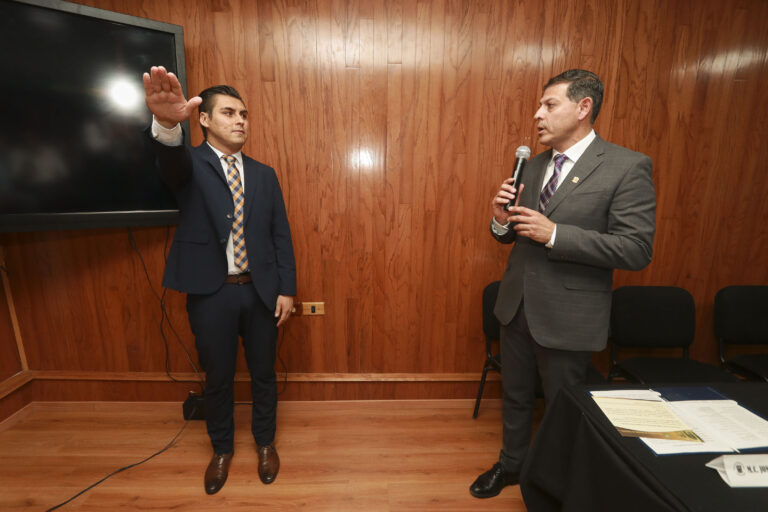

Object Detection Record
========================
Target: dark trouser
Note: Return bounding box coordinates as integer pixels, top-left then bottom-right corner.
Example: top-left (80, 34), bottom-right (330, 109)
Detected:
top-left (186, 283), bottom-right (278, 454)
top-left (499, 303), bottom-right (592, 474)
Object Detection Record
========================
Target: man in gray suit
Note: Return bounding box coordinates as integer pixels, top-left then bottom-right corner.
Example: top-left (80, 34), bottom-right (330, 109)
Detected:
top-left (470, 69), bottom-right (656, 498)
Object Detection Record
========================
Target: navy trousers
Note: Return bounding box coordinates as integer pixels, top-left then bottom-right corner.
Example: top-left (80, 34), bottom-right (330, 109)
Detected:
top-left (186, 281), bottom-right (278, 454)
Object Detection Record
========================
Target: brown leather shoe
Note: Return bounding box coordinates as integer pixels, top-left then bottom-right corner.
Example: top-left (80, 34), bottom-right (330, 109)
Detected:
top-left (204, 451), bottom-right (233, 495)
top-left (257, 444), bottom-right (280, 484)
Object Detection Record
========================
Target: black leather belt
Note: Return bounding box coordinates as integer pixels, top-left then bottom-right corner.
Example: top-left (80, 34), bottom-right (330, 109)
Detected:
top-left (224, 272), bottom-right (251, 284)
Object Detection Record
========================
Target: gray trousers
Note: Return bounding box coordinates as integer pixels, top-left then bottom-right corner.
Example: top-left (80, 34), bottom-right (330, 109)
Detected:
top-left (498, 303), bottom-right (592, 474)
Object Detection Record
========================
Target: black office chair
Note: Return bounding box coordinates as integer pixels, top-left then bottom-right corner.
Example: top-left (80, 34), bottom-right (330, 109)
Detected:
top-left (608, 286), bottom-right (738, 384)
top-left (715, 285), bottom-right (768, 382)
top-left (473, 281), bottom-right (502, 418)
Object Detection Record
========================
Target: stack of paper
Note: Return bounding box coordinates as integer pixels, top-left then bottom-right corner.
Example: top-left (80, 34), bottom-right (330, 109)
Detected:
top-left (591, 389), bottom-right (768, 455)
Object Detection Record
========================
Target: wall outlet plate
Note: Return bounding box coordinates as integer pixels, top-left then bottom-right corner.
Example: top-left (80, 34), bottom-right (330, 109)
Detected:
top-left (302, 302), bottom-right (325, 315)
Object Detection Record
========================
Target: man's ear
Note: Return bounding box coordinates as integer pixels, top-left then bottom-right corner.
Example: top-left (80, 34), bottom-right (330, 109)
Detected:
top-left (577, 97), bottom-right (593, 122)
top-left (199, 111), bottom-right (209, 128)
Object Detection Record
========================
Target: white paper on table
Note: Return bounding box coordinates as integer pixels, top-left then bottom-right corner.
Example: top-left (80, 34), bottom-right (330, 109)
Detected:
top-left (670, 400), bottom-right (768, 451)
top-left (706, 454), bottom-right (768, 487)
top-left (641, 431), bottom-right (734, 455)
top-left (592, 396), bottom-right (697, 437)
top-left (590, 389), bottom-right (664, 401)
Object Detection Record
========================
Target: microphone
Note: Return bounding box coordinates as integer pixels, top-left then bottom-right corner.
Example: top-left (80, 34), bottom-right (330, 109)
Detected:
top-left (507, 145), bottom-right (531, 209)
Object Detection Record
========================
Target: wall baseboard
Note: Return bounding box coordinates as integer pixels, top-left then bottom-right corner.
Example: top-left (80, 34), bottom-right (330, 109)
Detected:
top-left (0, 370), bottom-right (501, 421)
top-left (24, 370), bottom-right (499, 384)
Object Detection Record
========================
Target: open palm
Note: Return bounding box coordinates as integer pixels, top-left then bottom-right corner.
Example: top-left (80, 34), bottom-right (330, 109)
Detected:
top-left (142, 65), bottom-right (201, 127)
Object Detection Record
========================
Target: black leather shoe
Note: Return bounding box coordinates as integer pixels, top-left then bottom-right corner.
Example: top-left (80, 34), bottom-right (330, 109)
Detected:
top-left (469, 463), bottom-right (518, 498)
top-left (204, 451), bottom-right (233, 495)
top-left (257, 444), bottom-right (280, 484)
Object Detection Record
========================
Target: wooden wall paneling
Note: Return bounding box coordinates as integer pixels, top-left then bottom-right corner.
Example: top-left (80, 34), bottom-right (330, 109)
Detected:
top-left (699, 1), bottom-right (768, 360)
top-left (0, 248), bottom-right (24, 381)
top-left (4, 229), bottom-right (169, 372)
top-left (399, 0), bottom-right (430, 372)
top-left (368, 3), bottom-right (396, 373)
top-left (458, 6), bottom-right (490, 375)
top-left (0, 382), bottom-right (35, 425)
top-left (343, 5), bottom-right (369, 374)
top-left (308, 0), bottom-right (347, 374)
top-left (351, 14), bottom-right (379, 372)
top-left (2, 0), bottom-right (766, 405)
top-left (382, 0), bottom-right (416, 373)
top-left (439, 1), bottom-right (473, 370)
top-left (682, 4), bottom-right (746, 362)
top-left (419, 0), bottom-right (449, 372)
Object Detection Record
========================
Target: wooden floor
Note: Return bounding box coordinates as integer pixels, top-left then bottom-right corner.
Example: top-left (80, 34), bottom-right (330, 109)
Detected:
top-left (0, 399), bottom-right (527, 511)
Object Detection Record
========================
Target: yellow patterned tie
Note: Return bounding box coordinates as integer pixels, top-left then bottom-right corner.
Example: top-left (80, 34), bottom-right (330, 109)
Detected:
top-left (223, 155), bottom-right (249, 272)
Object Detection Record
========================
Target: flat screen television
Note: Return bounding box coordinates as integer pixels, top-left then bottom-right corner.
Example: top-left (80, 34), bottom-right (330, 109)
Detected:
top-left (0, 0), bottom-right (187, 232)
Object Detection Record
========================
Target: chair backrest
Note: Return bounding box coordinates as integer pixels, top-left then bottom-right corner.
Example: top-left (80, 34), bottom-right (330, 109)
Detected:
top-left (482, 281), bottom-right (501, 341)
top-left (714, 285), bottom-right (768, 345)
top-left (610, 286), bottom-right (695, 349)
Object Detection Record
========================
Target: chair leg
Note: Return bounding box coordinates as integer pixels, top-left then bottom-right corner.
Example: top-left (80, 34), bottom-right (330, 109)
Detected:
top-left (473, 365), bottom-right (490, 419)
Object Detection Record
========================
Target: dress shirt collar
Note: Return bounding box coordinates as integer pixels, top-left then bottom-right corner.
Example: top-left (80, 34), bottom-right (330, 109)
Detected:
top-left (206, 141), bottom-right (243, 169)
top-left (553, 129), bottom-right (596, 164)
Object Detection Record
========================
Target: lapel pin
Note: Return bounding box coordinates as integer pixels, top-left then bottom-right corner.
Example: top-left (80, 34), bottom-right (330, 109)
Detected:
top-left (571, 176), bottom-right (580, 184)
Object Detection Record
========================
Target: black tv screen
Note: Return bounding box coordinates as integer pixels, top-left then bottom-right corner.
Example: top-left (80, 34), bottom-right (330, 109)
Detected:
top-left (0, 0), bottom-right (186, 232)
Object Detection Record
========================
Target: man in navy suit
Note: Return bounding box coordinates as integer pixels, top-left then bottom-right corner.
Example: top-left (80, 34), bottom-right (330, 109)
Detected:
top-left (143, 66), bottom-right (296, 495)
top-left (470, 69), bottom-right (656, 498)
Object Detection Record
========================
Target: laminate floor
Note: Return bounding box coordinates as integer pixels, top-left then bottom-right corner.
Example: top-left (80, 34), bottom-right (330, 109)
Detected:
top-left (0, 399), bottom-right (527, 511)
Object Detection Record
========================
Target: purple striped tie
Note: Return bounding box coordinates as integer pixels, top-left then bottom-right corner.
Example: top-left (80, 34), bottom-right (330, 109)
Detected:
top-left (224, 155), bottom-right (249, 272)
top-left (539, 153), bottom-right (568, 212)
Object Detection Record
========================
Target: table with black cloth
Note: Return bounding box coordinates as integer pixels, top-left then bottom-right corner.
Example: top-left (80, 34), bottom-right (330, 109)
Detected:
top-left (519, 382), bottom-right (768, 512)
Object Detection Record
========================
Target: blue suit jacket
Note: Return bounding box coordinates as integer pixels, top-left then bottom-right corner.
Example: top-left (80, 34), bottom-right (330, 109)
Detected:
top-left (148, 133), bottom-right (297, 309)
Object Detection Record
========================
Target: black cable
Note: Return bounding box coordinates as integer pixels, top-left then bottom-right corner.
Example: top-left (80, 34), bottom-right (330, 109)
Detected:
top-left (156, 227), bottom-right (198, 383)
top-left (127, 227), bottom-right (204, 391)
top-left (45, 408), bottom-right (196, 511)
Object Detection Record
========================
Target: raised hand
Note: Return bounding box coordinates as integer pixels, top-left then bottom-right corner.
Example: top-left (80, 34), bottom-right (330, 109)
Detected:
top-left (142, 66), bottom-right (202, 128)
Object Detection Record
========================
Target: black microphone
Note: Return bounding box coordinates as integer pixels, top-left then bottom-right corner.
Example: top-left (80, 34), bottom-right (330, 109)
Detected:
top-left (507, 145), bottom-right (531, 209)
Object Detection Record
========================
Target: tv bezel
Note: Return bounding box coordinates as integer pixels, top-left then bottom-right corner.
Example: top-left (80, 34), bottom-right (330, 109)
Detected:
top-left (0, 0), bottom-right (188, 233)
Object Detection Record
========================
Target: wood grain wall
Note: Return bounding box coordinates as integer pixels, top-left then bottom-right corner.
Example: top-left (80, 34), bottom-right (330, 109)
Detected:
top-left (2, 0), bottom-right (767, 411)
top-left (0, 251), bottom-right (22, 382)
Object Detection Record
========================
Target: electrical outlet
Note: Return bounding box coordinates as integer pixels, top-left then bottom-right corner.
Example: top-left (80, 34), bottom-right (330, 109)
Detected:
top-left (302, 302), bottom-right (325, 315)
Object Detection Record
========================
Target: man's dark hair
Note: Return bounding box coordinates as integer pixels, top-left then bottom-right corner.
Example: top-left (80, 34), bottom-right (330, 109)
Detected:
top-left (544, 69), bottom-right (604, 124)
top-left (198, 85), bottom-right (244, 138)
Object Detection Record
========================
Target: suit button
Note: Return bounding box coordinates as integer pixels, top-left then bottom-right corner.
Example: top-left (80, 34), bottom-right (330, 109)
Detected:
top-left (219, 238), bottom-right (226, 244)
top-left (226, 213), bottom-right (233, 219)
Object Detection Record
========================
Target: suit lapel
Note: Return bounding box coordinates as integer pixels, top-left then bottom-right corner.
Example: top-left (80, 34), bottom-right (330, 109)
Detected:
top-left (196, 143), bottom-right (229, 186)
top-left (242, 157), bottom-right (259, 225)
top-left (524, 150), bottom-right (551, 210)
top-left (544, 136), bottom-right (606, 216)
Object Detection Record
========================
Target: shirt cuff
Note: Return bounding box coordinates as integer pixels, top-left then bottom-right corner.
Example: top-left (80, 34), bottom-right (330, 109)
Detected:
top-left (545, 224), bottom-right (557, 248)
top-left (151, 117), bottom-right (183, 146)
top-left (491, 217), bottom-right (510, 236)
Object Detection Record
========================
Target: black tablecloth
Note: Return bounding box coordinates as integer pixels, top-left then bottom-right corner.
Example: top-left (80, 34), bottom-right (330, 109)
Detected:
top-left (520, 383), bottom-right (768, 512)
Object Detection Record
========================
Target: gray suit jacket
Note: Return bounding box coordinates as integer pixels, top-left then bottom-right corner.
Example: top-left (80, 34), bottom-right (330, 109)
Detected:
top-left (492, 135), bottom-right (656, 351)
